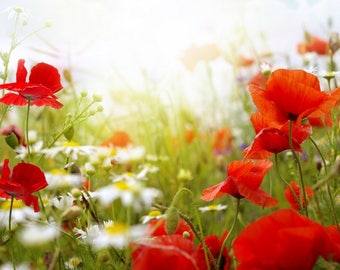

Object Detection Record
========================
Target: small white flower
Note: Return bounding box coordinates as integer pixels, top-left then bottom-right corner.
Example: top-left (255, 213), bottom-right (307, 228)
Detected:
top-left (18, 222), bottom-right (60, 247)
top-left (140, 210), bottom-right (165, 224)
top-left (198, 204), bottom-right (228, 213)
top-left (0, 199), bottom-right (40, 229)
top-left (64, 257), bottom-right (82, 269)
top-left (45, 169), bottom-right (83, 190)
top-left (0, 262), bottom-right (30, 270)
top-left (41, 141), bottom-right (98, 161)
top-left (113, 146), bottom-right (145, 164)
top-left (80, 221), bottom-right (144, 251)
top-left (15, 140), bottom-right (43, 160)
top-left (94, 180), bottom-right (161, 212)
top-left (52, 195), bottom-right (75, 210)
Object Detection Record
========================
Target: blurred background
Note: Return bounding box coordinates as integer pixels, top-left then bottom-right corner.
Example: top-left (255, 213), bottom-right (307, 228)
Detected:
top-left (0, 0), bottom-right (338, 125)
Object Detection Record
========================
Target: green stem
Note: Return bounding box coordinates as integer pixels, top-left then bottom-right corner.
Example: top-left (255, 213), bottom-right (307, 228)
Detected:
top-left (25, 98), bottom-right (31, 161)
top-left (288, 120), bottom-right (308, 216)
top-left (217, 198), bottom-right (240, 268)
top-left (309, 137), bottom-right (339, 229)
top-left (8, 195), bottom-right (14, 233)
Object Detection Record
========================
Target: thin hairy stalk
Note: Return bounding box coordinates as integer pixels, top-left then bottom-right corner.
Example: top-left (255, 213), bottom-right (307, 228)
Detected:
top-left (288, 120), bottom-right (308, 216)
top-left (217, 198), bottom-right (240, 268)
top-left (274, 154), bottom-right (303, 211)
top-left (25, 98), bottom-right (31, 161)
top-left (309, 136), bottom-right (339, 228)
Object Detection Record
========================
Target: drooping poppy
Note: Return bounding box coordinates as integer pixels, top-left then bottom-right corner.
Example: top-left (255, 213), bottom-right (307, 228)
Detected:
top-left (0, 159), bottom-right (48, 212)
top-left (248, 69), bottom-right (340, 126)
top-left (284, 181), bottom-right (314, 211)
top-left (297, 35), bottom-right (329, 55)
top-left (232, 209), bottom-right (332, 270)
top-left (0, 59), bottom-right (63, 109)
top-left (195, 231), bottom-right (231, 270)
top-left (242, 112), bottom-right (312, 159)
top-left (100, 131), bottom-right (132, 148)
top-left (201, 159), bottom-right (278, 208)
top-left (131, 234), bottom-right (199, 270)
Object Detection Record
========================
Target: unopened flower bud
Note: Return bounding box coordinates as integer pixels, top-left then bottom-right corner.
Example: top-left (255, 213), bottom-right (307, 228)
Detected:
top-left (64, 126), bottom-right (74, 141)
top-left (5, 133), bottom-right (19, 149)
top-left (183, 231), bottom-right (191, 239)
top-left (329, 32), bottom-right (340, 54)
top-left (92, 94), bottom-right (102, 102)
top-left (70, 188), bottom-right (82, 199)
top-left (165, 207), bottom-right (179, 235)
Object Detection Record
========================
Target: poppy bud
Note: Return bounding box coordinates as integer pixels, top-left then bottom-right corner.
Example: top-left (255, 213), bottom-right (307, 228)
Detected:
top-left (165, 207), bottom-right (179, 235)
top-left (5, 133), bottom-right (19, 149)
top-left (64, 126), bottom-right (74, 141)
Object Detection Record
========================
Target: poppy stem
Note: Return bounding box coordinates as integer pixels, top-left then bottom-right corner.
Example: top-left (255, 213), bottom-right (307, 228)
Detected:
top-left (217, 198), bottom-right (240, 268)
top-left (274, 154), bottom-right (303, 211)
top-left (8, 195), bottom-right (14, 233)
top-left (309, 137), bottom-right (339, 229)
top-left (25, 98), bottom-right (31, 161)
top-left (288, 120), bottom-right (308, 216)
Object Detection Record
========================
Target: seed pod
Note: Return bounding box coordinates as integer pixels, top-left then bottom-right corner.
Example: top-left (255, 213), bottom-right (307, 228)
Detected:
top-left (5, 133), bottom-right (19, 149)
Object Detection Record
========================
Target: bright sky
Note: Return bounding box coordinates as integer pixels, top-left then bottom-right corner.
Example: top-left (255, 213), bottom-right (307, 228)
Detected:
top-left (0, 0), bottom-right (339, 94)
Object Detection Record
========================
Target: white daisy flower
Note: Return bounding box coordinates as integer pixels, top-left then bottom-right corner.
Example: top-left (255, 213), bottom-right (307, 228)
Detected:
top-left (78, 221), bottom-right (144, 251)
top-left (15, 140), bottom-right (43, 160)
top-left (0, 262), bottom-right (30, 270)
top-left (41, 141), bottom-right (98, 161)
top-left (140, 210), bottom-right (165, 224)
top-left (45, 169), bottom-right (83, 190)
top-left (0, 199), bottom-right (40, 229)
top-left (94, 180), bottom-right (161, 212)
top-left (112, 146), bottom-right (145, 164)
top-left (198, 204), bottom-right (228, 213)
top-left (64, 257), bottom-right (83, 269)
top-left (18, 222), bottom-right (60, 247)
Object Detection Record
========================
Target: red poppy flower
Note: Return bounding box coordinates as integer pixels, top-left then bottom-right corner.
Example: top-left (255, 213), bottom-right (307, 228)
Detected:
top-left (0, 159), bottom-right (48, 212)
top-left (232, 209), bottom-right (332, 270)
top-left (323, 225), bottom-right (340, 262)
top-left (195, 231), bottom-right (231, 270)
top-left (297, 35), bottom-right (329, 55)
top-left (0, 59), bottom-right (63, 109)
top-left (212, 127), bottom-right (232, 154)
top-left (145, 218), bottom-right (195, 241)
top-left (131, 235), bottom-right (199, 270)
top-left (201, 159), bottom-right (278, 207)
top-left (249, 69), bottom-right (340, 126)
top-left (100, 131), bottom-right (132, 148)
top-left (242, 112), bottom-right (311, 159)
top-left (284, 181), bottom-right (314, 211)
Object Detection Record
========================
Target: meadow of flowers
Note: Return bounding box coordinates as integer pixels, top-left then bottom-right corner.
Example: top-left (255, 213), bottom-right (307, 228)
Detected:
top-left (0, 5), bottom-right (339, 270)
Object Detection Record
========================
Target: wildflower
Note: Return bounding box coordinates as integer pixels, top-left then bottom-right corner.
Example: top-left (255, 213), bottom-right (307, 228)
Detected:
top-left (212, 127), bottom-right (232, 154)
top-left (41, 141), bottom-right (98, 161)
top-left (198, 204), bottom-right (228, 213)
top-left (100, 130), bottom-right (132, 148)
top-left (242, 112), bottom-right (311, 159)
top-left (94, 180), bottom-right (161, 211)
top-left (232, 209), bottom-right (332, 270)
top-left (0, 59), bottom-right (63, 109)
top-left (140, 210), bottom-right (165, 224)
top-left (45, 169), bottom-right (83, 190)
top-left (18, 222), bottom-right (60, 247)
top-left (195, 232), bottom-right (231, 270)
top-left (131, 234), bottom-right (199, 270)
top-left (15, 140), bottom-right (43, 160)
top-left (177, 168), bottom-right (193, 183)
top-left (112, 146), bottom-right (145, 164)
top-left (0, 159), bottom-right (47, 212)
top-left (82, 221), bottom-right (144, 251)
top-left (0, 199), bottom-right (40, 228)
top-left (284, 181), bottom-right (314, 211)
top-left (201, 159), bottom-right (278, 207)
top-left (297, 34), bottom-right (329, 55)
top-left (248, 69), bottom-right (340, 126)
